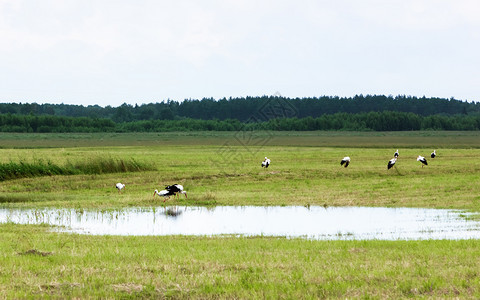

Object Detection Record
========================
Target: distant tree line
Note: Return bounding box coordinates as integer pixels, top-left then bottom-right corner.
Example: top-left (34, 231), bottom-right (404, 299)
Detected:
top-left (0, 114), bottom-right (115, 133)
top-left (1, 111), bottom-right (480, 132)
top-left (1, 95), bottom-right (479, 122)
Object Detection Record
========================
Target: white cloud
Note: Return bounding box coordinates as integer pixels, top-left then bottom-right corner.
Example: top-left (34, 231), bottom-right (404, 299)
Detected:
top-left (0, 0), bottom-right (480, 105)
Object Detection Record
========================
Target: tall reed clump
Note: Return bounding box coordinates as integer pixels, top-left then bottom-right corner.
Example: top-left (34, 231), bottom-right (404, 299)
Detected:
top-left (0, 160), bottom-right (73, 181)
top-left (66, 157), bottom-right (154, 174)
top-left (0, 158), bottom-right (154, 181)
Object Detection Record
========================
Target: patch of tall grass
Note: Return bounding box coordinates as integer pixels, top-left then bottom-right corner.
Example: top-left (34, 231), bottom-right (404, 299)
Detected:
top-left (0, 158), bottom-right (153, 181)
top-left (66, 157), bottom-right (152, 174)
top-left (0, 160), bottom-right (69, 181)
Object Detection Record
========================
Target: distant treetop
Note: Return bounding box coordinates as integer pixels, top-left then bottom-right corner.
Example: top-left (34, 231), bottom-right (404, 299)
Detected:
top-left (1, 95), bottom-right (479, 122)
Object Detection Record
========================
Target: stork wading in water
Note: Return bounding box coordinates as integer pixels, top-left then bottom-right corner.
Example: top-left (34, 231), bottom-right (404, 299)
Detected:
top-left (165, 184), bottom-right (187, 199)
top-left (417, 155), bottom-right (428, 167)
top-left (431, 150), bottom-right (436, 158)
top-left (153, 189), bottom-right (176, 202)
top-left (340, 157), bottom-right (350, 168)
top-left (115, 183), bottom-right (125, 193)
top-left (262, 157), bottom-right (271, 168)
top-left (394, 149), bottom-right (399, 158)
top-left (387, 158), bottom-right (397, 170)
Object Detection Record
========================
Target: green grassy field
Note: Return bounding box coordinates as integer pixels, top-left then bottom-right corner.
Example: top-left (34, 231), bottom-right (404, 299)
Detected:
top-left (2, 223), bottom-right (480, 298)
top-left (1, 131), bottom-right (480, 148)
top-left (1, 131), bottom-right (479, 209)
top-left (1, 131), bottom-right (480, 298)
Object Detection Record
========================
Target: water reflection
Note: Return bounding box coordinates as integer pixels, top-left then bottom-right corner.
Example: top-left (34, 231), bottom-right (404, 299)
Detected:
top-left (1, 206), bottom-right (480, 240)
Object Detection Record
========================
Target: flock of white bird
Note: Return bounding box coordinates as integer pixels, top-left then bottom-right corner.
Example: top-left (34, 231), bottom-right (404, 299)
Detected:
top-left (114, 150), bottom-right (436, 202)
top-left (114, 157), bottom-right (274, 202)
top-left (342, 149), bottom-right (437, 170)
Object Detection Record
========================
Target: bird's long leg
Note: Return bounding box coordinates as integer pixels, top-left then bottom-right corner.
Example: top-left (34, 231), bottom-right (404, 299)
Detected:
top-left (394, 165), bottom-right (401, 175)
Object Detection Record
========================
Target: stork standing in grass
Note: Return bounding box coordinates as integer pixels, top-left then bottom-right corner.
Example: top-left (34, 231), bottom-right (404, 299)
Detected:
top-left (417, 155), bottom-right (428, 167)
top-left (153, 189), bottom-right (176, 202)
top-left (394, 149), bottom-right (399, 158)
top-left (262, 157), bottom-right (271, 168)
top-left (387, 158), bottom-right (397, 170)
top-left (340, 157), bottom-right (350, 168)
top-left (115, 183), bottom-right (125, 193)
top-left (431, 150), bottom-right (436, 158)
top-left (165, 184), bottom-right (187, 199)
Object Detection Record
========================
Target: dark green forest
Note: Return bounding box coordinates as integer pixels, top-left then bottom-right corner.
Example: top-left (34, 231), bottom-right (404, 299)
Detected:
top-left (1, 95), bottom-right (479, 132)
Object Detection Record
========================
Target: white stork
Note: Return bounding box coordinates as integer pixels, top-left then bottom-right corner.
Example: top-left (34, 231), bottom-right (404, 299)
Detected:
top-left (431, 150), bottom-right (436, 158)
top-left (394, 149), bottom-right (399, 158)
top-left (417, 155), bottom-right (428, 167)
top-left (165, 184), bottom-right (187, 198)
top-left (340, 157), bottom-right (350, 168)
top-left (262, 157), bottom-right (271, 168)
top-left (153, 189), bottom-right (176, 202)
top-left (387, 157), bottom-right (397, 170)
top-left (115, 183), bottom-right (125, 193)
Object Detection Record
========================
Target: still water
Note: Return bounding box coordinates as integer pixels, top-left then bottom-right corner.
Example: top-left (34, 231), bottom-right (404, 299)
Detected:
top-left (1, 206), bottom-right (480, 240)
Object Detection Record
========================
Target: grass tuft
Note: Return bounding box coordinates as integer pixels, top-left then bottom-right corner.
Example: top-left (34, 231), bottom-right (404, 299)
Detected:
top-left (0, 160), bottom-right (70, 181)
top-left (0, 158), bottom-right (154, 181)
top-left (66, 157), bottom-right (152, 174)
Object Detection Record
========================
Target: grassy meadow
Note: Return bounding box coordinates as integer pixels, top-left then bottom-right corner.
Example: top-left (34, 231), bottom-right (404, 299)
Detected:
top-left (2, 223), bottom-right (480, 298)
top-left (0, 131), bottom-right (479, 209)
top-left (1, 131), bottom-right (480, 298)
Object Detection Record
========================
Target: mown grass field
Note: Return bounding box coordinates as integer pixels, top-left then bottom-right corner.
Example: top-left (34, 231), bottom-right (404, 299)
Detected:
top-left (2, 223), bottom-right (480, 298)
top-left (1, 131), bottom-right (480, 298)
top-left (1, 130), bottom-right (480, 148)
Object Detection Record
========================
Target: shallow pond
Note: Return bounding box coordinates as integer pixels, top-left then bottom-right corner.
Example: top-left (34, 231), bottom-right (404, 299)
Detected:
top-left (1, 206), bottom-right (480, 240)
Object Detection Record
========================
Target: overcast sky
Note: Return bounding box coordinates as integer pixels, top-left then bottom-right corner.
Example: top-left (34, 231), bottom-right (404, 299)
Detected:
top-left (1, 0), bottom-right (479, 107)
